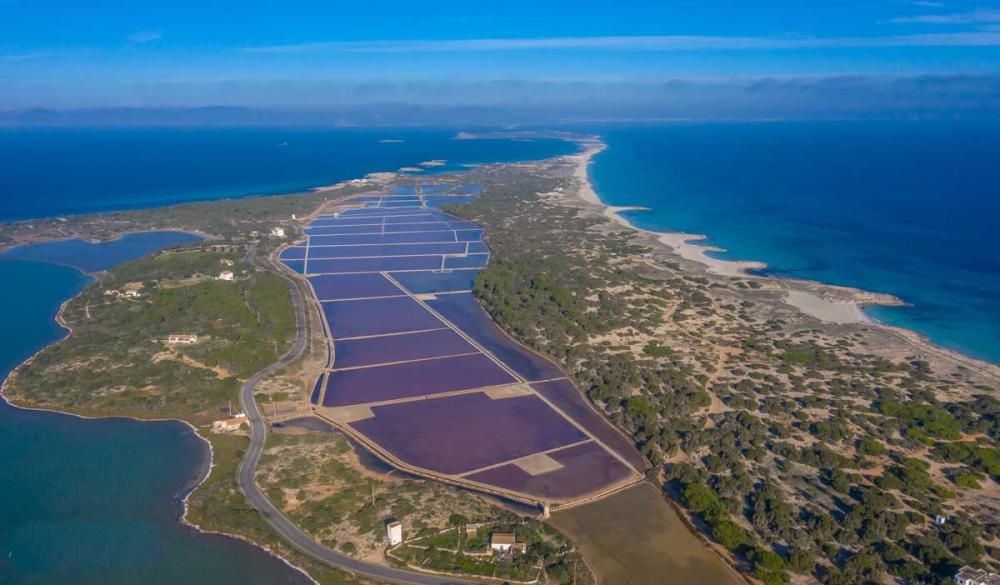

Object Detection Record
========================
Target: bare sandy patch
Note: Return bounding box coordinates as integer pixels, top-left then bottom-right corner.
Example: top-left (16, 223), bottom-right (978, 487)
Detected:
top-left (785, 290), bottom-right (870, 324)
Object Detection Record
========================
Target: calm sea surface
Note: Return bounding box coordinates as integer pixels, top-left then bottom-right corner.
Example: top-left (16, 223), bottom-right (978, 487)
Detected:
top-left (0, 233), bottom-right (314, 584)
top-left (587, 121), bottom-right (1000, 364)
top-left (0, 127), bottom-right (577, 221)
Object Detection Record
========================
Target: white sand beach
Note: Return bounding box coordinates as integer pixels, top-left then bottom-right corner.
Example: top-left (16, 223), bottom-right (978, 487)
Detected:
top-left (567, 140), bottom-right (882, 324)
top-left (784, 290), bottom-right (870, 324)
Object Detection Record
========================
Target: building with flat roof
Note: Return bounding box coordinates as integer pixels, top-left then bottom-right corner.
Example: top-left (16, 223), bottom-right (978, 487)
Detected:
top-left (166, 334), bottom-right (198, 344)
top-left (386, 521), bottom-right (403, 546)
top-left (956, 566), bottom-right (1000, 585)
top-left (212, 413), bottom-right (246, 433)
top-left (218, 271), bottom-right (234, 281)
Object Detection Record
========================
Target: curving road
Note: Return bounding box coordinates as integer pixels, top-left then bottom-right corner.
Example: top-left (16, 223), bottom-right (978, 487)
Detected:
top-left (235, 246), bottom-right (474, 585)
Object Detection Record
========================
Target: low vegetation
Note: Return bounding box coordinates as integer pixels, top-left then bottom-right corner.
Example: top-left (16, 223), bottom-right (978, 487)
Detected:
top-left (1, 187), bottom-right (374, 585)
top-left (392, 521), bottom-right (588, 584)
top-left (8, 246), bottom-right (290, 419)
top-left (444, 159), bottom-right (1000, 584)
top-left (256, 429), bottom-right (592, 583)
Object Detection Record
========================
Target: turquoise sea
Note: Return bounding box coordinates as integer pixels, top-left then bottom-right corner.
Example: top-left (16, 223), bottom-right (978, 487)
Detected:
top-left (586, 121), bottom-right (1000, 364)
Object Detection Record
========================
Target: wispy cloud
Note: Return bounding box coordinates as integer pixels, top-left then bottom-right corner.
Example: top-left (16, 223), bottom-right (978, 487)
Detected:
top-left (0, 52), bottom-right (44, 61)
top-left (890, 9), bottom-right (1000, 24)
top-left (128, 31), bottom-right (163, 44)
top-left (244, 32), bottom-right (1000, 54)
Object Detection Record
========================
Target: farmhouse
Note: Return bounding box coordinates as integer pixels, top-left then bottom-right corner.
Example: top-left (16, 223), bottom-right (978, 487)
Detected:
top-left (212, 413), bottom-right (246, 433)
top-left (217, 271), bottom-right (234, 281)
top-left (490, 532), bottom-right (526, 554)
top-left (270, 227), bottom-right (286, 238)
top-left (105, 282), bottom-right (144, 299)
top-left (166, 334), bottom-right (198, 344)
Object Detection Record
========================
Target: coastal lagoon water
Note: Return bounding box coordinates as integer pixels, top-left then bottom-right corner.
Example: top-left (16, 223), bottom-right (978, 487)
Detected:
top-left (0, 127), bottom-right (577, 221)
top-left (0, 235), bottom-right (309, 584)
top-left (0, 128), bottom-right (576, 584)
top-left (4, 231), bottom-right (203, 272)
top-left (587, 121), bottom-right (1000, 364)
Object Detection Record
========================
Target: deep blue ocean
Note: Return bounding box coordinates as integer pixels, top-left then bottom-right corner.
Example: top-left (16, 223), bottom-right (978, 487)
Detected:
top-left (586, 121), bottom-right (1000, 364)
top-left (0, 127), bottom-right (577, 221)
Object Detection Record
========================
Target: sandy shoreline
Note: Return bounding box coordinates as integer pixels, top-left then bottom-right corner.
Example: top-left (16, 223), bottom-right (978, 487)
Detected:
top-left (566, 138), bottom-right (1000, 380)
top-left (572, 139), bottom-right (881, 321)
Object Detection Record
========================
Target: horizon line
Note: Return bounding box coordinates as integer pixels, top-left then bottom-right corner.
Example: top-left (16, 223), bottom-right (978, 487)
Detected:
top-left (243, 32), bottom-right (1000, 54)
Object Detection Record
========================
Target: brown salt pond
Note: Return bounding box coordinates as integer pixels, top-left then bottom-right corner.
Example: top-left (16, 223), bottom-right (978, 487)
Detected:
top-left (549, 482), bottom-right (743, 585)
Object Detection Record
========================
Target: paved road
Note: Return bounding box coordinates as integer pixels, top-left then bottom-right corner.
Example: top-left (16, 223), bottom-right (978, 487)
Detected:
top-left (235, 247), bottom-right (474, 585)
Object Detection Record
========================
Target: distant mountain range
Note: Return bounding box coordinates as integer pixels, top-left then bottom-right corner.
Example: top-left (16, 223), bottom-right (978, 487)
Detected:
top-left (3, 75), bottom-right (999, 126)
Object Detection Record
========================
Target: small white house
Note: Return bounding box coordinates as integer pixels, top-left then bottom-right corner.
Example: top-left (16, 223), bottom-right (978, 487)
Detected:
top-left (166, 334), bottom-right (199, 344)
top-left (270, 227), bottom-right (286, 238)
top-left (212, 413), bottom-right (247, 433)
top-left (955, 566), bottom-right (1000, 585)
top-left (124, 289), bottom-right (142, 298)
top-left (218, 271), bottom-right (235, 281)
top-left (386, 521), bottom-right (403, 546)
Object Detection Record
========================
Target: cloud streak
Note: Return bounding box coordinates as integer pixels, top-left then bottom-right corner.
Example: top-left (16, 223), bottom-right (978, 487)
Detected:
top-left (243, 32), bottom-right (1000, 54)
top-left (128, 31), bottom-right (163, 44)
top-left (0, 52), bottom-right (44, 61)
top-left (890, 9), bottom-right (1000, 25)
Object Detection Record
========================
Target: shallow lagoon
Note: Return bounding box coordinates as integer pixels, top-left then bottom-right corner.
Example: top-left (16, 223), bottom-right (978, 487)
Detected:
top-left (0, 235), bottom-right (309, 584)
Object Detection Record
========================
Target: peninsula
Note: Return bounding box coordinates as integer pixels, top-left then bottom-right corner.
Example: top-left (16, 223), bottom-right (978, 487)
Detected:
top-left (2, 134), bottom-right (998, 585)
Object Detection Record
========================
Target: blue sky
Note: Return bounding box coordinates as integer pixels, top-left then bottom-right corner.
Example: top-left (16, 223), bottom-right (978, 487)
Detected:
top-left (2, 0), bottom-right (1000, 111)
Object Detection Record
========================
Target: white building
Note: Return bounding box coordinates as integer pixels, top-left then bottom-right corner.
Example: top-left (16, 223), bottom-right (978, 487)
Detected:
top-left (218, 271), bottom-right (234, 281)
top-left (270, 227), bottom-right (286, 238)
top-left (386, 521), bottom-right (403, 546)
top-left (124, 289), bottom-right (141, 298)
top-left (166, 334), bottom-right (199, 344)
top-left (956, 566), bottom-right (1000, 585)
top-left (212, 413), bottom-right (247, 433)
